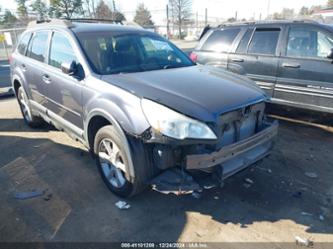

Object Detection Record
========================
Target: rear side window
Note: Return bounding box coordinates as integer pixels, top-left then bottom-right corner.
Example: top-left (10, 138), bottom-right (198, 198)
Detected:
top-left (201, 28), bottom-right (240, 52)
top-left (49, 32), bottom-right (77, 69)
top-left (286, 27), bottom-right (333, 58)
top-left (248, 28), bottom-right (280, 55)
top-left (236, 28), bottom-right (253, 53)
top-left (17, 33), bottom-right (31, 55)
top-left (27, 31), bottom-right (49, 62)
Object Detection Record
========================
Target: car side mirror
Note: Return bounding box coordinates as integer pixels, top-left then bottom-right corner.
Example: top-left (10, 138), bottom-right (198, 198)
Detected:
top-left (327, 48), bottom-right (333, 60)
top-left (61, 61), bottom-right (77, 75)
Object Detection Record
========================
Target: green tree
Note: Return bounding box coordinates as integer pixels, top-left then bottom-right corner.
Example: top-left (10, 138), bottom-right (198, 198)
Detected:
top-left (31, 0), bottom-right (49, 19)
top-left (15, 0), bottom-right (28, 18)
top-left (134, 3), bottom-right (154, 26)
top-left (0, 10), bottom-right (18, 27)
top-left (49, 0), bottom-right (83, 19)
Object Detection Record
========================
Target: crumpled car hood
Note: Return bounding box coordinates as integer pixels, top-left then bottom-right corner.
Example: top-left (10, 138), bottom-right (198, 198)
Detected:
top-left (101, 65), bottom-right (266, 122)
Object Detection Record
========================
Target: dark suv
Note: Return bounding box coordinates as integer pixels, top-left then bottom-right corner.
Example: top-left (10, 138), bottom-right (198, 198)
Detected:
top-left (11, 19), bottom-right (278, 197)
top-left (192, 21), bottom-right (333, 114)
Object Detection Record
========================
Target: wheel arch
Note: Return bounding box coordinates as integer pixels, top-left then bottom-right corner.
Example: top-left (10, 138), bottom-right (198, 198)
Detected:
top-left (85, 109), bottom-right (136, 178)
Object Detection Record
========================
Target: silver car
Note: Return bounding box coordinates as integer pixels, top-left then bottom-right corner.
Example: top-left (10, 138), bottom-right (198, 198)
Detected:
top-left (11, 19), bottom-right (278, 197)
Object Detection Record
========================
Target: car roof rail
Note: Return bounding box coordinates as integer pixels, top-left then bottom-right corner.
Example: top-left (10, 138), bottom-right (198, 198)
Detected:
top-left (216, 19), bottom-right (319, 28)
top-left (63, 18), bottom-right (124, 25)
top-left (27, 18), bottom-right (74, 28)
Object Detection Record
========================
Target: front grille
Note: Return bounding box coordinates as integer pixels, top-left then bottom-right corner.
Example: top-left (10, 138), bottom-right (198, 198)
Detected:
top-left (215, 102), bottom-right (265, 149)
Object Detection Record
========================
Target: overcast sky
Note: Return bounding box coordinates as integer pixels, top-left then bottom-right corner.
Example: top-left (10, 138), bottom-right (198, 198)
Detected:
top-left (0, 0), bottom-right (328, 24)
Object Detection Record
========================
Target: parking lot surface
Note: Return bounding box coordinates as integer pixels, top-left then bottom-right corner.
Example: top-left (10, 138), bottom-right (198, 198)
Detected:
top-left (0, 97), bottom-right (332, 245)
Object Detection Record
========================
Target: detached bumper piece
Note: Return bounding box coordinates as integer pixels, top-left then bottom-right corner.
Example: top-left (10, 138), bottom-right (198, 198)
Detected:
top-left (150, 168), bottom-right (201, 195)
top-left (186, 120), bottom-right (278, 179)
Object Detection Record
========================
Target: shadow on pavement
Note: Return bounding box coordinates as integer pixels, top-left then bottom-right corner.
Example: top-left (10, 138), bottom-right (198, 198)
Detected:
top-left (0, 120), bottom-right (332, 242)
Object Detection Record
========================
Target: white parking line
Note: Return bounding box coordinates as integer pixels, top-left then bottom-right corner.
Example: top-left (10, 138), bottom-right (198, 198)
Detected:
top-left (0, 64), bottom-right (10, 67)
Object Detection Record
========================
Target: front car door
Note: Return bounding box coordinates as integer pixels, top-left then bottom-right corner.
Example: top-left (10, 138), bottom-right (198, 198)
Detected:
top-left (274, 24), bottom-right (333, 113)
top-left (43, 30), bottom-right (84, 132)
top-left (227, 25), bottom-right (284, 97)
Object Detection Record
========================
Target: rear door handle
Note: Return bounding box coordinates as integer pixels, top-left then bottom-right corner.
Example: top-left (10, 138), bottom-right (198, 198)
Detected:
top-left (282, 63), bottom-right (300, 68)
top-left (231, 58), bottom-right (244, 62)
top-left (42, 74), bottom-right (51, 84)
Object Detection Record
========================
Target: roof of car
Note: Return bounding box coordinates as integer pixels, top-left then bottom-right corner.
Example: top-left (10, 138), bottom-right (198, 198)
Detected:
top-left (216, 20), bottom-right (326, 28)
top-left (27, 18), bottom-right (144, 33)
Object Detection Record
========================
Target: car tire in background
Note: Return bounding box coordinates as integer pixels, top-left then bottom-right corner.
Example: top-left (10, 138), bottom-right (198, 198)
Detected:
top-left (17, 86), bottom-right (45, 128)
top-left (94, 125), bottom-right (154, 197)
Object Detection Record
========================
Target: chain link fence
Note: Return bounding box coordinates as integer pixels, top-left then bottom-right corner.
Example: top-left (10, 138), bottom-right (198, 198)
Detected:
top-left (0, 27), bottom-right (26, 61)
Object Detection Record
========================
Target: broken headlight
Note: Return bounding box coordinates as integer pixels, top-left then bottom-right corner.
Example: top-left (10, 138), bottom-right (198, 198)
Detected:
top-left (141, 99), bottom-right (217, 140)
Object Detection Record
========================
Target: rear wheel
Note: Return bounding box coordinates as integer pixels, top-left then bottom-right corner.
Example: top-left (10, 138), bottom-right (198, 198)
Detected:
top-left (94, 125), bottom-right (153, 197)
top-left (17, 86), bottom-right (44, 128)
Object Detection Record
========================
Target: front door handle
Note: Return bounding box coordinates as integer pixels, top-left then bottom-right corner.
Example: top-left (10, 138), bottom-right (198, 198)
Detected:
top-left (231, 58), bottom-right (244, 62)
top-left (42, 74), bottom-right (51, 84)
top-left (282, 63), bottom-right (300, 68)
top-left (21, 64), bottom-right (27, 72)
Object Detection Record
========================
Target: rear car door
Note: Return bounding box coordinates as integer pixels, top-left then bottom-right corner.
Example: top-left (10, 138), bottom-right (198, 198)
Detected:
top-left (195, 27), bottom-right (242, 69)
top-left (43, 31), bottom-right (84, 130)
top-left (25, 30), bottom-right (51, 106)
top-left (227, 26), bottom-right (283, 97)
top-left (274, 24), bottom-right (333, 113)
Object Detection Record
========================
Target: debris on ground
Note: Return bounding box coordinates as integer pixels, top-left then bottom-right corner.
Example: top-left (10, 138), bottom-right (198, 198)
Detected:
top-left (43, 193), bottom-right (53, 201)
top-left (150, 168), bottom-right (201, 195)
top-left (292, 191), bottom-right (303, 199)
top-left (213, 196), bottom-right (219, 200)
top-left (203, 183), bottom-right (216, 190)
top-left (304, 172), bottom-right (318, 178)
top-left (245, 178), bottom-right (254, 184)
top-left (319, 215), bottom-right (325, 221)
top-left (243, 183), bottom-right (252, 188)
top-left (33, 145), bottom-right (41, 148)
top-left (301, 212), bottom-right (313, 216)
top-left (256, 166), bottom-right (272, 173)
top-left (295, 236), bottom-right (314, 247)
top-left (243, 178), bottom-right (254, 188)
top-left (14, 190), bottom-right (44, 200)
top-left (115, 201), bottom-right (130, 210)
top-left (191, 191), bottom-right (201, 199)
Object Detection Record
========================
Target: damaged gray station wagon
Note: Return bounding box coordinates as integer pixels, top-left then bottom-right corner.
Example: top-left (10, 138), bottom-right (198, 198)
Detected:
top-left (11, 19), bottom-right (278, 197)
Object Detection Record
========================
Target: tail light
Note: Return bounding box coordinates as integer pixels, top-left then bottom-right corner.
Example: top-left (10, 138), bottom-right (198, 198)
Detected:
top-left (189, 52), bottom-right (198, 63)
top-left (8, 54), bottom-right (13, 64)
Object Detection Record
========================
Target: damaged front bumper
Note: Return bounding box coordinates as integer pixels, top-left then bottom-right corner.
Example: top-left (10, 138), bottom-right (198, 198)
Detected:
top-left (186, 120), bottom-right (278, 179)
top-left (150, 120), bottom-right (278, 194)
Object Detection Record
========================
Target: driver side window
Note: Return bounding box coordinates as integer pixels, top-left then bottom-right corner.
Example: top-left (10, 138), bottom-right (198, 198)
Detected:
top-left (49, 32), bottom-right (78, 69)
top-left (286, 27), bottom-right (333, 59)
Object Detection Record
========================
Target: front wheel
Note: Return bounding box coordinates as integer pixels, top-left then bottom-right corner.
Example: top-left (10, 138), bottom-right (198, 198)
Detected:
top-left (17, 86), bottom-right (44, 128)
top-left (94, 125), bottom-right (153, 197)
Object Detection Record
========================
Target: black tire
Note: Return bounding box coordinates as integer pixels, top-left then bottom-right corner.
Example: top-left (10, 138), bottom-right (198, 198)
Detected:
top-left (94, 125), bottom-right (154, 197)
top-left (16, 86), bottom-right (44, 128)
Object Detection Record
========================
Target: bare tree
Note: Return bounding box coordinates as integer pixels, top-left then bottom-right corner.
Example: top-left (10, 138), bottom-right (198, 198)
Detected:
top-left (95, 0), bottom-right (112, 19)
top-left (169, 0), bottom-right (192, 39)
top-left (84, 0), bottom-right (96, 18)
top-left (299, 6), bottom-right (310, 16)
top-left (134, 3), bottom-right (154, 26)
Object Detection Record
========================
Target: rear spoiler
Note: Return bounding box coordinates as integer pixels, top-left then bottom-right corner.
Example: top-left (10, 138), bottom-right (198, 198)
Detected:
top-left (199, 25), bottom-right (211, 40)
